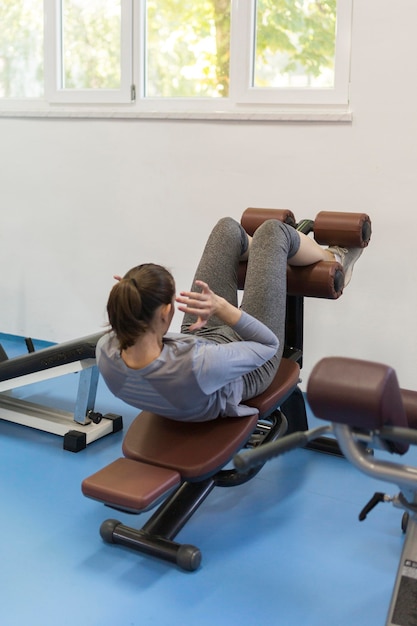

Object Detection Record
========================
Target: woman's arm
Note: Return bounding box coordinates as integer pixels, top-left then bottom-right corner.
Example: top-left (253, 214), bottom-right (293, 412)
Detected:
top-left (193, 311), bottom-right (279, 395)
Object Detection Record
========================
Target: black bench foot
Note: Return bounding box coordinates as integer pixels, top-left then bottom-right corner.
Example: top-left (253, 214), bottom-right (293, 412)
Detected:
top-left (100, 519), bottom-right (202, 572)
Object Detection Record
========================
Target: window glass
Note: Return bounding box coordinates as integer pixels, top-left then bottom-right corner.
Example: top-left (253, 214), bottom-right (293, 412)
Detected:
top-left (61, 0), bottom-right (122, 89)
top-left (0, 0), bottom-right (44, 98)
top-left (254, 0), bottom-right (337, 89)
top-left (145, 0), bottom-right (231, 98)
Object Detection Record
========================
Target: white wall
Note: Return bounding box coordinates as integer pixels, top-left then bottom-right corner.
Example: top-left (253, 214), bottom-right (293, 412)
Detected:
top-left (1, 0), bottom-right (417, 389)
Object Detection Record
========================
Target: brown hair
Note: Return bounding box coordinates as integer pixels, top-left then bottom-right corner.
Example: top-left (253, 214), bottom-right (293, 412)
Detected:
top-left (106, 263), bottom-right (175, 350)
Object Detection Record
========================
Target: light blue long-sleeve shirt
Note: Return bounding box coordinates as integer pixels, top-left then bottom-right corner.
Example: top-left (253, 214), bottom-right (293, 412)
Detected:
top-left (96, 311), bottom-right (278, 422)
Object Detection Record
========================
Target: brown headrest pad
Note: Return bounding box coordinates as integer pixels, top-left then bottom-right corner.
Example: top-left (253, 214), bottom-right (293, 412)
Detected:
top-left (307, 357), bottom-right (408, 433)
top-left (314, 211), bottom-right (372, 248)
top-left (241, 208), bottom-right (296, 235)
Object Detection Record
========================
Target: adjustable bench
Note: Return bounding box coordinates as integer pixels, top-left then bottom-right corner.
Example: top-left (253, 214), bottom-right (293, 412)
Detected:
top-left (0, 333), bottom-right (122, 451)
top-left (235, 357), bottom-right (417, 626)
top-left (81, 207), bottom-right (371, 570)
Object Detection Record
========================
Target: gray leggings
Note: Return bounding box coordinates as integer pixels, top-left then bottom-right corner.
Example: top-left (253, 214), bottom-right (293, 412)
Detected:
top-left (181, 217), bottom-right (300, 399)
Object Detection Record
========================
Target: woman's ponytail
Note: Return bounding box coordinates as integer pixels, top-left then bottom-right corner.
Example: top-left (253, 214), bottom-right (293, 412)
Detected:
top-left (106, 263), bottom-right (175, 350)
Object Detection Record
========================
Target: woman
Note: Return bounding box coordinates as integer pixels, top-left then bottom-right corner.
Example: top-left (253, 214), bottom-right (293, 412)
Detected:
top-left (96, 217), bottom-right (362, 422)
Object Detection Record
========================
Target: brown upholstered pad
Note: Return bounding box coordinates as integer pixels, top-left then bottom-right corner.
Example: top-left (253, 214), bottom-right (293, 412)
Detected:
top-left (314, 211), bottom-right (371, 248)
top-left (238, 207), bottom-right (344, 301)
top-left (307, 357), bottom-right (408, 431)
top-left (238, 207), bottom-right (371, 300)
top-left (238, 260), bottom-right (343, 299)
top-left (122, 412), bottom-right (259, 480)
top-left (241, 207), bottom-right (296, 234)
top-left (286, 261), bottom-right (343, 299)
top-left (244, 358), bottom-right (300, 415)
top-left (81, 458), bottom-right (181, 512)
top-left (400, 388), bottom-right (417, 430)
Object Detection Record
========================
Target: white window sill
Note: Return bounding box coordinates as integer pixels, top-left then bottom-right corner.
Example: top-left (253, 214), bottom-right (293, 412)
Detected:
top-left (0, 106), bottom-right (352, 123)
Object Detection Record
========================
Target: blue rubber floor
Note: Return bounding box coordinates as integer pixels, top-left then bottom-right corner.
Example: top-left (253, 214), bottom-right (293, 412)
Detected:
top-left (0, 333), bottom-right (414, 626)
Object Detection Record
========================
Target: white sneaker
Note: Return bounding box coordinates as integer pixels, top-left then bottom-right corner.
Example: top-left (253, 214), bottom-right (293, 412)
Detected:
top-left (328, 245), bottom-right (363, 287)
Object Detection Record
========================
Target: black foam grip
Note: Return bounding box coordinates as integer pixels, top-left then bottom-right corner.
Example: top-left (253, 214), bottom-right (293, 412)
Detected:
top-left (234, 431), bottom-right (308, 472)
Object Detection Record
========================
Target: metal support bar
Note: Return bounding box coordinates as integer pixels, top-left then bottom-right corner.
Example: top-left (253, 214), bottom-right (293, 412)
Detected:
top-left (142, 479), bottom-right (215, 540)
top-left (386, 513), bottom-right (417, 625)
top-left (73, 365), bottom-right (99, 425)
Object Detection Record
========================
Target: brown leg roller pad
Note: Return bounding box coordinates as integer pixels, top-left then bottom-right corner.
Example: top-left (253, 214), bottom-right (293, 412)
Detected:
top-left (239, 259), bottom-right (343, 298)
top-left (241, 207), bottom-right (297, 235)
top-left (287, 261), bottom-right (344, 299)
top-left (238, 208), bottom-right (365, 298)
top-left (313, 211), bottom-right (372, 248)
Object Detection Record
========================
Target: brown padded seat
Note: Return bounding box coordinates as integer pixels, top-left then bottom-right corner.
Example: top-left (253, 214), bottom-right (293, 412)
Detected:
top-left (307, 357), bottom-right (408, 431)
top-left (81, 412), bottom-right (260, 513)
top-left (122, 357), bottom-right (300, 480)
top-left (82, 458), bottom-right (181, 512)
top-left (242, 357), bottom-right (299, 415)
top-left (122, 412), bottom-right (258, 481)
top-left (307, 357), bottom-right (410, 455)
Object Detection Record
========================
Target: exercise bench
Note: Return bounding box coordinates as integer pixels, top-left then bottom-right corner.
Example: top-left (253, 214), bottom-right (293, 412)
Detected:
top-left (0, 333), bottom-right (122, 451)
top-left (81, 207), bottom-right (371, 571)
top-left (235, 357), bottom-right (417, 626)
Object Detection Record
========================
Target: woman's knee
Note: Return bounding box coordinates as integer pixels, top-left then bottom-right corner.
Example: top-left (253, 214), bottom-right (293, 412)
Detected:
top-left (254, 218), bottom-right (287, 238)
top-left (252, 219), bottom-right (299, 257)
top-left (213, 216), bottom-right (240, 235)
top-left (208, 217), bottom-right (246, 248)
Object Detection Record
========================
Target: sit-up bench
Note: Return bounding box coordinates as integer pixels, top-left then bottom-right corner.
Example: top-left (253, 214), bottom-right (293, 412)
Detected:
top-left (236, 357), bottom-right (417, 625)
top-left (82, 207), bottom-right (371, 571)
top-left (0, 333), bottom-right (122, 451)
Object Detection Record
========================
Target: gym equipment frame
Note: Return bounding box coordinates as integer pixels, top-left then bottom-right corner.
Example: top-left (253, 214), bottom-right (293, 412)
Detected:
top-left (236, 356), bottom-right (417, 626)
top-left (0, 333), bottom-right (122, 451)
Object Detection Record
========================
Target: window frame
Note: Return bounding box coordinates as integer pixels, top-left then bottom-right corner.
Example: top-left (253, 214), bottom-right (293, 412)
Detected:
top-left (0, 0), bottom-right (353, 120)
top-left (44, 0), bottom-right (134, 104)
top-left (230, 0), bottom-right (353, 107)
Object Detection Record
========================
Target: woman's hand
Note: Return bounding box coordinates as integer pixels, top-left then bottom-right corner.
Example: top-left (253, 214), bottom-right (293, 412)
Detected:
top-left (176, 280), bottom-right (241, 331)
top-left (176, 280), bottom-right (218, 331)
